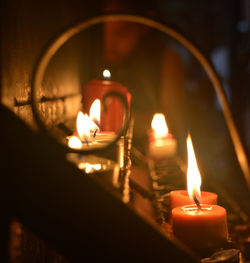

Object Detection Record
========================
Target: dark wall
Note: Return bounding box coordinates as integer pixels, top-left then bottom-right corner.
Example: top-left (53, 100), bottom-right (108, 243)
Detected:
top-left (1, 0), bottom-right (249, 153)
top-left (0, 1), bottom-right (100, 262)
top-left (0, 0), bottom-right (98, 128)
top-left (0, 0), bottom-right (249, 261)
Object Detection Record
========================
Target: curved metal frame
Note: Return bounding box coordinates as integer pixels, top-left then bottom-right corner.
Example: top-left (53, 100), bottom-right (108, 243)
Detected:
top-left (31, 14), bottom-right (250, 189)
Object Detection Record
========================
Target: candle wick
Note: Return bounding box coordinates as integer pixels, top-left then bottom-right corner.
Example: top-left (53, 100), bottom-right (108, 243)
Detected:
top-left (92, 119), bottom-right (100, 137)
top-left (193, 195), bottom-right (202, 210)
top-left (93, 129), bottom-right (98, 137)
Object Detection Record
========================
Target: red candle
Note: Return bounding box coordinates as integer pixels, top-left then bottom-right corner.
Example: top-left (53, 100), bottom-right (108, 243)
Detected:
top-left (170, 190), bottom-right (217, 210)
top-left (81, 70), bottom-right (131, 132)
top-left (170, 134), bottom-right (228, 250)
top-left (172, 204), bottom-right (228, 249)
top-left (170, 134), bottom-right (217, 209)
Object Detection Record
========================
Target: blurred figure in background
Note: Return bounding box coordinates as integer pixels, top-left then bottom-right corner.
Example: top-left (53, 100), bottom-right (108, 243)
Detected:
top-left (101, 0), bottom-right (187, 155)
top-left (98, 0), bottom-right (187, 220)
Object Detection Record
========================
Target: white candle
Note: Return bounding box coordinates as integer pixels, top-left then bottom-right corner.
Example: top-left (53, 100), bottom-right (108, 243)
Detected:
top-left (148, 113), bottom-right (177, 159)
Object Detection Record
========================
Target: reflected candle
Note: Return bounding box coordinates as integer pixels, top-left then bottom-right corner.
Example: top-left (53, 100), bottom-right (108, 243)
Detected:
top-left (89, 99), bottom-right (116, 142)
top-left (81, 69), bottom-right (131, 132)
top-left (67, 109), bottom-right (116, 150)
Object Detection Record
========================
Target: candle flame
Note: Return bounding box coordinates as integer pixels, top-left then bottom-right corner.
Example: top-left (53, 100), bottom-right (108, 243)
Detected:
top-left (186, 133), bottom-right (201, 201)
top-left (78, 162), bottom-right (102, 174)
top-left (89, 99), bottom-right (101, 125)
top-left (77, 112), bottom-right (91, 140)
top-left (103, 69), bottom-right (111, 79)
top-left (76, 111), bottom-right (99, 142)
top-left (68, 136), bottom-right (82, 149)
top-left (151, 113), bottom-right (168, 138)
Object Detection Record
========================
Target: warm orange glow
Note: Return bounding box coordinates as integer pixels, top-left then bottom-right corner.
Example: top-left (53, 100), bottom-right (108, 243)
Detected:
top-left (77, 112), bottom-right (91, 140)
top-left (76, 111), bottom-right (99, 140)
top-left (89, 99), bottom-right (101, 125)
top-left (151, 113), bottom-right (168, 138)
top-left (103, 69), bottom-right (111, 79)
top-left (68, 136), bottom-right (82, 149)
top-left (78, 162), bottom-right (102, 174)
top-left (186, 134), bottom-right (201, 201)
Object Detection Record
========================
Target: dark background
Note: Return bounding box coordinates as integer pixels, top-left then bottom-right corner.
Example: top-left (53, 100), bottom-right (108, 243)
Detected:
top-left (1, 0), bottom-right (249, 158)
top-left (1, 0), bottom-right (249, 152)
top-left (0, 0), bottom-right (249, 262)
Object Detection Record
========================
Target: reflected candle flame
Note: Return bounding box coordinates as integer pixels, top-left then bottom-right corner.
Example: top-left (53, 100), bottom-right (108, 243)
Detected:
top-left (76, 111), bottom-right (99, 141)
top-left (103, 69), bottom-right (111, 79)
top-left (78, 162), bottom-right (102, 174)
top-left (186, 134), bottom-right (201, 202)
top-left (151, 113), bottom-right (168, 139)
top-left (89, 99), bottom-right (101, 127)
top-left (68, 136), bottom-right (82, 149)
top-left (77, 112), bottom-right (91, 140)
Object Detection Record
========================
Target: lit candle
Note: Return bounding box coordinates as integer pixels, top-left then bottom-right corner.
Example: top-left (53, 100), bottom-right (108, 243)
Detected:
top-left (148, 113), bottom-right (177, 159)
top-left (89, 99), bottom-right (116, 142)
top-left (82, 69), bottom-right (131, 132)
top-left (170, 134), bottom-right (217, 210)
top-left (172, 204), bottom-right (228, 249)
top-left (170, 190), bottom-right (217, 210)
top-left (171, 134), bottom-right (228, 249)
top-left (89, 99), bottom-right (101, 128)
top-left (76, 111), bottom-right (96, 143)
top-left (67, 99), bottom-right (116, 150)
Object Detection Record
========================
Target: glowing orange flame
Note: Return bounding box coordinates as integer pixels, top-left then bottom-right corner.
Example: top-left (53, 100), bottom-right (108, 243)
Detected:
top-left (78, 163), bottom-right (102, 174)
top-left (151, 113), bottom-right (169, 139)
top-left (77, 112), bottom-right (91, 140)
top-left (89, 99), bottom-right (101, 125)
top-left (186, 133), bottom-right (201, 201)
top-left (76, 111), bottom-right (99, 140)
top-left (68, 136), bottom-right (82, 149)
top-left (103, 69), bottom-right (111, 79)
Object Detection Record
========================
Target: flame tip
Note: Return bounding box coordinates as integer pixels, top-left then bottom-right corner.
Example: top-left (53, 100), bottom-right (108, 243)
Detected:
top-left (89, 99), bottom-right (101, 124)
top-left (186, 133), bottom-right (202, 201)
